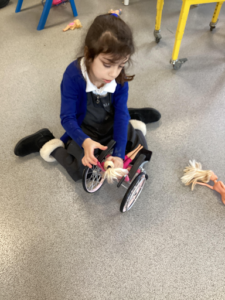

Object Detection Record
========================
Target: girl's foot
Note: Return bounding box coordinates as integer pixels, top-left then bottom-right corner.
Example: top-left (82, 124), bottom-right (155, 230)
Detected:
top-left (14, 128), bottom-right (55, 157)
top-left (128, 108), bottom-right (161, 124)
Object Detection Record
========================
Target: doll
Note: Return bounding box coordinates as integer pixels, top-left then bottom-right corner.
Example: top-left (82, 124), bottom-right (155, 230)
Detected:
top-left (98, 144), bottom-right (143, 184)
top-left (108, 9), bottom-right (122, 16)
top-left (63, 19), bottom-right (82, 32)
top-left (181, 160), bottom-right (225, 205)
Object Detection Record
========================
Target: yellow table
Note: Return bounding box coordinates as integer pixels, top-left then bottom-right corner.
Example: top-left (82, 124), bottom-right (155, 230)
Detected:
top-left (154, 0), bottom-right (224, 69)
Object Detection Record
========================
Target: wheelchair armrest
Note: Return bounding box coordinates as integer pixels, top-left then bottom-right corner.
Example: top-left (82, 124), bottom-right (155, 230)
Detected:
top-left (132, 148), bottom-right (152, 165)
top-left (97, 140), bottom-right (116, 163)
top-left (117, 175), bottom-right (126, 188)
top-left (128, 153), bottom-right (146, 182)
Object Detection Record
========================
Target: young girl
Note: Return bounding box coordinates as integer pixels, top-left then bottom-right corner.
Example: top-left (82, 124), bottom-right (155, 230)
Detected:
top-left (14, 13), bottom-right (161, 182)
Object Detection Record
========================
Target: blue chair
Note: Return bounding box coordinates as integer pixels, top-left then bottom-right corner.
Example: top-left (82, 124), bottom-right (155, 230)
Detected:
top-left (15, 0), bottom-right (78, 31)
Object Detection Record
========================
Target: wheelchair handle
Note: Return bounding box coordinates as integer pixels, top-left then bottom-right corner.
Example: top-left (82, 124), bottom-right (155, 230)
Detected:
top-left (97, 140), bottom-right (116, 163)
top-left (117, 175), bottom-right (126, 188)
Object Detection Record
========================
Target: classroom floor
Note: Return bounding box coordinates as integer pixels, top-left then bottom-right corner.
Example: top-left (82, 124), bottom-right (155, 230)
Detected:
top-left (1, 0), bottom-right (225, 299)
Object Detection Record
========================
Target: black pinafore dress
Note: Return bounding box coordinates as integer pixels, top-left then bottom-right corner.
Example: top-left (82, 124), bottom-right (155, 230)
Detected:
top-left (51, 92), bottom-right (148, 182)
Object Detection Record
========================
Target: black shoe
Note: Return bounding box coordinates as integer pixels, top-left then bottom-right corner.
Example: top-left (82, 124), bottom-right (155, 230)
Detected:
top-left (128, 108), bottom-right (161, 124)
top-left (14, 128), bottom-right (55, 157)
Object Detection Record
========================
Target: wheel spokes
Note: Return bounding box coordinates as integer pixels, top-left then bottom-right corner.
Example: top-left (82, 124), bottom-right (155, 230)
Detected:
top-left (125, 175), bottom-right (146, 211)
top-left (86, 165), bottom-right (104, 192)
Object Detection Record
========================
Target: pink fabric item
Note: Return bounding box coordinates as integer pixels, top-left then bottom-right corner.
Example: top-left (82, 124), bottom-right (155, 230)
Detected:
top-left (123, 155), bottom-right (132, 169)
top-left (53, 0), bottom-right (63, 5)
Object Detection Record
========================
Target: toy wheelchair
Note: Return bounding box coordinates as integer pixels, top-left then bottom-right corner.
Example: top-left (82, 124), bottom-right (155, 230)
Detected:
top-left (82, 140), bottom-right (152, 213)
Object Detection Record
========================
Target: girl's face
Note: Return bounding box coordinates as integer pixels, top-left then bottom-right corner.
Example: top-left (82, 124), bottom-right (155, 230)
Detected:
top-left (88, 53), bottom-right (129, 88)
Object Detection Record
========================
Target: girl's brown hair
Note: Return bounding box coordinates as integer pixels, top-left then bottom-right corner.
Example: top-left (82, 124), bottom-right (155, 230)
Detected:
top-left (79, 14), bottom-right (135, 85)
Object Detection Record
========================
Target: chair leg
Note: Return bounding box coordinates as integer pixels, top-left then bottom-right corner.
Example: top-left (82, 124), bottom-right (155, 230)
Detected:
top-left (69, 0), bottom-right (78, 17)
top-left (154, 0), bottom-right (164, 43)
top-left (170, 0), bottom-right (190, 69)
top-left (210, 2), bottom-right (223, 31)
top-left (37, 0), bottom-right (53, 30)
top-left (15, 0), bottom-right (23, 13)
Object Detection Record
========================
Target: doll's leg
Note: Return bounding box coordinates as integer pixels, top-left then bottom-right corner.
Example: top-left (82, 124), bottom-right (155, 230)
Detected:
top-left (195, 182), bottom-right (213, 189)
top-left (126, 144), bottom-right (143, 159)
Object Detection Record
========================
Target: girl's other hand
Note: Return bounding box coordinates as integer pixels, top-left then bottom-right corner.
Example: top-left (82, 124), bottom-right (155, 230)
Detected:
top-left (106, 156), bottom-right (124, 169)
top-left (82, 138), bottom-right (107, 168)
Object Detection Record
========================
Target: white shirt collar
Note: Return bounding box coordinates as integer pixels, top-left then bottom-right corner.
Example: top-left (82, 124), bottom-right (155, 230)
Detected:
top-left (80, 57), bottom-right (117, 96)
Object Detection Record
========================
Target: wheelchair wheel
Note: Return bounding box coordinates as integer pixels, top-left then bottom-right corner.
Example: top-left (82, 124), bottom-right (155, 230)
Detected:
top-left (120, 172), bottom-right (147, 213)
top-left (82, 165), bottom-right (105, 193)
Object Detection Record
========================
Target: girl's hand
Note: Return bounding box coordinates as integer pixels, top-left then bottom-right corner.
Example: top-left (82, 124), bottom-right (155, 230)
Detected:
top-left (106, 156), bottom-right (124, 169)
top-left (82, 138), bottom-right (107, 168)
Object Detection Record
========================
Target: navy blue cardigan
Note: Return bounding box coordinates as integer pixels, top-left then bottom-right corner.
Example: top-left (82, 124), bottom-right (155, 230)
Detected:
top-left (60, 60), bottom-right (130, 159)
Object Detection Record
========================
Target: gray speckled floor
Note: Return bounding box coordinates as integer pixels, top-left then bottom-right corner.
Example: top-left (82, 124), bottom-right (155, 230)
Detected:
top-left (1, 0), bottom-right (225, 299)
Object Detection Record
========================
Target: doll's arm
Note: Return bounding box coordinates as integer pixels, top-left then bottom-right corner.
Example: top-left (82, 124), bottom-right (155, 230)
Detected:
top-left (196, 182), bottom-right (214, 189)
